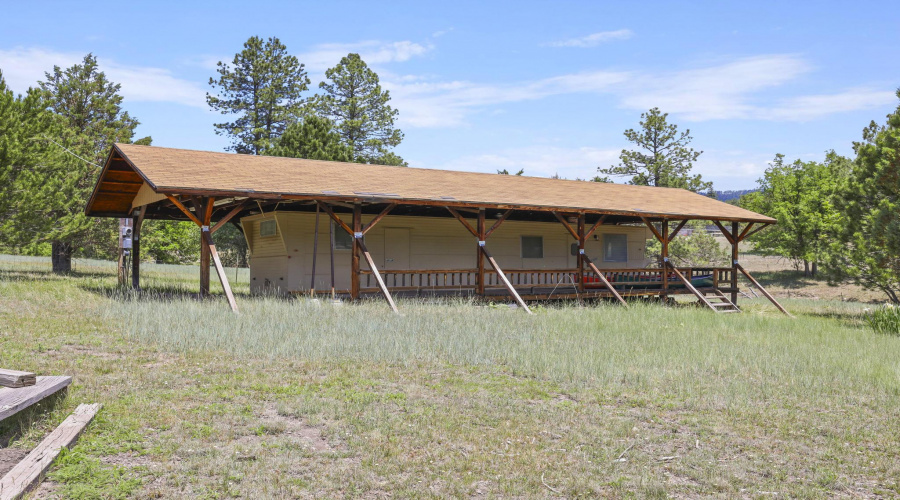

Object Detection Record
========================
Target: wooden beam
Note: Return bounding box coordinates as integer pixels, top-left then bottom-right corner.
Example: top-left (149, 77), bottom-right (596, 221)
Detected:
top-left (165, 195), bottom-right (202, 226)
top-left (661, 220), bottom-right (669, 296)
top-left (741, 223), bottom-right (770, 241)
top-left (712, 220), bottom-right (736, 245)
top-left (318, 202), bottom-right (353, 236)
top-left (210, 200), bottom-right (247, 234)
top-left (730, 221), bottom-right (739, 305)
top-left (481, 245), bottom-right (532, 313)
top-left (668, 220), bottom-right (689, 242)
top-left (584, 214), bottom-right (608, 241)
top-left (477, 209), bottom-right (486, 296)
top-left (737, 222), bottom-right (755, 242)
top-left (581, 253), bottom-right (628, 306)
top-left (0, 376), bottom-right (71, 421)
top-left (202, 228), bottom-right (238, 313)
top-left (484, 209), bottom-right (513, 239)
top-left (736, 264), bottom-right (793, 317)
top-left (552, 212), bottom-right (580, 241)
top-left (641, 217), bottom-right (664, 242)
top-left (666, 263), bottom-right (716, 310)
top-left (0, 403), bottom-right (101, 500)
top-left (199, 197), bottom-right (212, 298)
top-left (362, 203), bottom-right (396, 235)
top-left (132, 206), bottom-right (146, 290)
top-left (0, 369), bottom-right (35, 388)
top-left (351, 204), bottom-right (361, 300)
top-left (357, 239), bottom-right (399, 313)
top-left (577, 214), bottom-right (585, 293)
top-left (446, 207), bottom-right (478, 237)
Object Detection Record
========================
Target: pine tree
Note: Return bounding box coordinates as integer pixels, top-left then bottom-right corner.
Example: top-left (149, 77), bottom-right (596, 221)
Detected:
top-left (314, 53), bottom-right (405, 165)
top-left (0, 71), bottom-right (57, 240)
top-left (264, 115), bottom-right (353, 162)
top-left (597, 108), bottom-right (711, 194)
top-left (825, 93), bottom-right (900, 303)
top-left (12, 54), bottom-right (145, 273)
top-left (208, 36), bottom-right (310, 155)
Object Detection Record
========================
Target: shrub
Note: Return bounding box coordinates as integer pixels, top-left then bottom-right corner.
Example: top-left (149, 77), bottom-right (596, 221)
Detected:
top-left (866, 304), bottom-right (900, 336)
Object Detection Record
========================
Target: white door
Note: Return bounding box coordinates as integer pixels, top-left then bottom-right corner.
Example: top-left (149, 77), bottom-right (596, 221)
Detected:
top-left (383, 228), bottom-right (410, 270)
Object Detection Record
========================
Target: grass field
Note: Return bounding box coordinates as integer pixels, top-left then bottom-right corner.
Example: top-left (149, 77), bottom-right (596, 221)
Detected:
top-left (1, 255), bottom-right (899, 498)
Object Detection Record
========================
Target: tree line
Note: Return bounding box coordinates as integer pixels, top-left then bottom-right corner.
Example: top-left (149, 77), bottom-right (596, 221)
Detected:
top-left (0, 36), bottom-right (405, 273)
top-left (739, 95), bottom-right (900, 303)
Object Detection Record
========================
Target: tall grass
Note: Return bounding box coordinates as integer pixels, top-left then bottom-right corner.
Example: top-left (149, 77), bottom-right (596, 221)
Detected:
top-left (103, 295), bottom-right (900, 407)
top-left (866, 304), bottom-right (900, 336)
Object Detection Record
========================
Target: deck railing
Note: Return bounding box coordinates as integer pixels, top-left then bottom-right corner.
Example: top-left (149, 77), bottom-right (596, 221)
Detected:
top-left (361, 267), bottom-right (734, 291)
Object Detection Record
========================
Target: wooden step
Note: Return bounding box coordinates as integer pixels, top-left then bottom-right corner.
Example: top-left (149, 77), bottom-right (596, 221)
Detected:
top-left (0, 376), bottom-right (72, 422)
top-left (0, 370), bottom-right (35, 389)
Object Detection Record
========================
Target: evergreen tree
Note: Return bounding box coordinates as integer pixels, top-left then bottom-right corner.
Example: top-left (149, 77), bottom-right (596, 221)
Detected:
top-left (264, 115), bottom-right (353, 161)
top-left (825, 93), bottom-right (900, 303)
top-left (597, 108), bottom-right (712, 194)
top-left (207, 36), bottom-right (310, 155)
top-left (0, 71), bottom-right (56, 230)
top-left (314, 53), bottom-right (405, 165)
top-left (12, 54), bottom-right (145, 273)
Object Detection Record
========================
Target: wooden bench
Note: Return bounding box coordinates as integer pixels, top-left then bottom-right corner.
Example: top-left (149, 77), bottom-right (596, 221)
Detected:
top-left (0, 377), bottom-right (72, 422)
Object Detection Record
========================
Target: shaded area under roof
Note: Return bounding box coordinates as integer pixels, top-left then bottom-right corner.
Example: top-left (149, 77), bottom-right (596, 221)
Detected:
top-left (85, 144), bottom-right (775, 224)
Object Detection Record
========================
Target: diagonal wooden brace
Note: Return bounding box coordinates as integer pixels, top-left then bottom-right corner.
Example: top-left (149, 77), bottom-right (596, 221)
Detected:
top-left (357, 238), bottom-right (399, 314)
top-left (202, 227), bottom-right (238, 313)
top-left (481, 243), bottom-right (532, 314)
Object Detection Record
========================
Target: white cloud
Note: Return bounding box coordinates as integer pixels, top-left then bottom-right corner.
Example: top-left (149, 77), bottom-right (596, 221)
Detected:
top-left (545, 29), bottom-right (633, 48)
top-left (764, 87), bottom-right (896, 121)
top-left (385, 70), bottom-right (631, 127)
top-left (299, 40), bottom-right (433, 74)
top-left (0, 47), bottom-right (207, 108)
top-left (619, 54), bottom-right (812, 120)
top-left (424, 145), bottom-right (621, 179)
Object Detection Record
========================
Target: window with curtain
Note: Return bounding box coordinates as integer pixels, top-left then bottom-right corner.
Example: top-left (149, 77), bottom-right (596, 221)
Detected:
top-left (521, 236), bottom-right (543, 258)
top-left (603, 234), bottom-right (628, 262)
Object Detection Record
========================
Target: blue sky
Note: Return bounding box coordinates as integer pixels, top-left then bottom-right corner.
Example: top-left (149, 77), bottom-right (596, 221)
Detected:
top-left (2, 0), bottom-right (898, 189)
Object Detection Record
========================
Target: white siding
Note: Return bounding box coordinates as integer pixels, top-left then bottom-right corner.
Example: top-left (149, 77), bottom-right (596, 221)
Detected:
top-left (240, 212), bottom-right (653, 294)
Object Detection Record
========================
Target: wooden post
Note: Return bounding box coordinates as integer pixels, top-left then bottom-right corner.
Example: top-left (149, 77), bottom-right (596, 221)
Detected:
top-left (351, 203), bottom-right (361, 301)
top-left (202, 227), bottom-right (238, 313)
top-left (731, 221), bottom-right (739, 305)
top-left (661, 220), bottom-right (669, 301)
top-left (358, 239), bottom-right (399, 313)
top-left (577, 214), bottom-right (585, 293)
top-left (198, 198), bottom-right (212, 298)
top-left (310, 204), bottom-right (320, 296)
top-left (477, 209), bottom-right (486, 296)
top-left (132, 206), bottom-right (145, 290)
top-left (481, 245), bottom-right (532, 314)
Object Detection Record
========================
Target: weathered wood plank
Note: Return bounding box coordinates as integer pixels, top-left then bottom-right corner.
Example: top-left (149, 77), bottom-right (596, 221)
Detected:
top-left (358, 240), bottom-right (399, 313)
top-left (0, 376), bottom-right (71, 422)
top-left (481, 245), bottom-right (532, 314)
top-left (202, 229), bottom-right (238, 313)
top-left (0, 370), bottom-right (35, 389)
top-left (0, 403), bottom-right (101, 500)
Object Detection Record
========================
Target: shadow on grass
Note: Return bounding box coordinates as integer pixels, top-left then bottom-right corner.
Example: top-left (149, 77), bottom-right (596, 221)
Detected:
top-left (0, 388), bottom-right (68, 448)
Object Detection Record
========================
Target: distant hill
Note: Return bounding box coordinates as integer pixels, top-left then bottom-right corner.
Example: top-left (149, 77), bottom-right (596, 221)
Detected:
top-left (715, 189), bottom-right (757, 202)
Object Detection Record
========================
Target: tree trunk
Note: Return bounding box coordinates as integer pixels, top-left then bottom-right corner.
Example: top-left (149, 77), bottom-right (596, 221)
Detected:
top-left (811, 261), bottom-right (818, 278)
top-left (51, 241), bottom-right (73, 274)
top-left (803, 260), bottom-right (810, 277)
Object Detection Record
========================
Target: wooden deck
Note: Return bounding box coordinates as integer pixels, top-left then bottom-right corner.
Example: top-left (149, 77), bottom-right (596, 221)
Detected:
top-left (0, 376), bottom-right (71, 422)
top-left (298, 267), bottom-right (739, 304)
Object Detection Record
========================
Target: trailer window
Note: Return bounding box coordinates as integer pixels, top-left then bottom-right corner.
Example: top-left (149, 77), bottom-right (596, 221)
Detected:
top-left (332, 222), bottom-right (353, 250)
top-left (259, 219), bottom-right (277, 237)
top-left (521, 236), bottom-right (543, 259)
top-left (603, 234), bottom-right (628, 262)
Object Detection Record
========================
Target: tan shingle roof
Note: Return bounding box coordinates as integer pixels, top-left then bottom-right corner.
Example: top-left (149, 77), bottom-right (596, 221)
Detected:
top-left (87, 144), bottom-right (774, 223)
